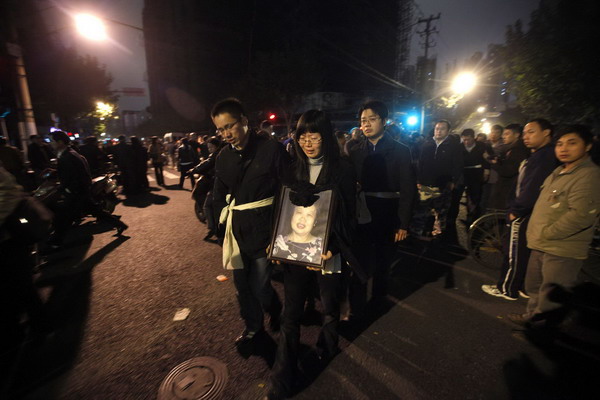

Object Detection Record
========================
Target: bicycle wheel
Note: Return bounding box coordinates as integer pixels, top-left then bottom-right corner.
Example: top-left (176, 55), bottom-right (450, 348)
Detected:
top-left (468, 212), bottom-right (507, 269)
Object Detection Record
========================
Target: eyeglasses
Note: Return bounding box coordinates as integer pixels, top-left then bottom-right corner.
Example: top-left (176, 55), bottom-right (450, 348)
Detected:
top-left (215, 119), bottom-right (240, 135)
top-left (298, 136), bottom-right (322, 145)
top-left (360, 116), bottom-right (381, 126)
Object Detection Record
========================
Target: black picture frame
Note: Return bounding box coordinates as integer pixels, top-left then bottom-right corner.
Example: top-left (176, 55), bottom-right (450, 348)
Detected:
top-left (268, 186), bottom-right (335, 268)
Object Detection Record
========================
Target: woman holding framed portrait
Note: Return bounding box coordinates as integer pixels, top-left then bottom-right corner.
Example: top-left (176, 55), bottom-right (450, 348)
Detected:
top-left (266, 110), bottom-right (365, 399)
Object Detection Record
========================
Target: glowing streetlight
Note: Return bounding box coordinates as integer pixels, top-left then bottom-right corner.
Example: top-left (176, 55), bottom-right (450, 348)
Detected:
top-left (451, 72), bottom-right (477, 94)
top-left (75, 14), bottom-right (108, 41)
top-left (95, 101), bottom-right (115, 117)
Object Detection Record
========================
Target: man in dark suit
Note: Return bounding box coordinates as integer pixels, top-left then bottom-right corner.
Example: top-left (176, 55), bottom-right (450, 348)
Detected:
top-left (347, 100), bottom-right (416, 320)
top-left (48, 131), bottom-right (127, 248)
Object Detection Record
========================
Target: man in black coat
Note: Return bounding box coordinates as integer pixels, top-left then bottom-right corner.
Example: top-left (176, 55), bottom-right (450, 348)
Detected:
top-left (411, 120), bottom-right (463, 239)
top-left (457, 129), bottom-right (490, 225)
top-left (212, 98), bottom-right (289, 348)
top-left (48, 131), bottom-right (127, 247)
top-left (348, 100), bottom-right (416, 320)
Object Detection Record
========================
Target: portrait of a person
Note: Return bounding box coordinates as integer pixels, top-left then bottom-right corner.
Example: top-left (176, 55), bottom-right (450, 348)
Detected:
top-left (272, 202), bottom-right (324, 264)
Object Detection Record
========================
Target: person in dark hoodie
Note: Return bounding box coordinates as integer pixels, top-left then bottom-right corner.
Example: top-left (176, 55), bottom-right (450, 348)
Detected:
top-left (482, 118), bottom-right (558, 300)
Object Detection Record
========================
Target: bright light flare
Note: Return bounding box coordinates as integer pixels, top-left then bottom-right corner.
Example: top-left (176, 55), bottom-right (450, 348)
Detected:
top-left (451, 72), bottom-right (477, 94)
top-left (407, 116), bottom-right (418, 126)
top-left (481, 122), bottom-right (491, 134)
top-left (75, 14), bottom-right (108, 41)
top-left (477, 106), bottom-right (486, 113)
top-left (95, 101), bottom-right (115, 118)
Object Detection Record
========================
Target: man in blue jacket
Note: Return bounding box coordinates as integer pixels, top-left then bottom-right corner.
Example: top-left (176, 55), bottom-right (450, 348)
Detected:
top-left (482, 119), bottom-right (557, 300)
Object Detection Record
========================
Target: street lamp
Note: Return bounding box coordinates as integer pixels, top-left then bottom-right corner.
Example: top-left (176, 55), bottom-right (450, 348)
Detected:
top-left (451, 72), bottom-right (477, 94)
top-left (419, 71), bottom-right (478, 136)
top-left (75, 14), bottom-right (108, 41)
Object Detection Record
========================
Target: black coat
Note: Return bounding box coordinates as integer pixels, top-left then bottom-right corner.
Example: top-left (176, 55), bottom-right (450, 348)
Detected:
top-left (57, 148), bottom-right (92, 195)
top-left (349, 134), bottom-right (416, 230)
top-left (418, 135), bottom-right (463, 188)
top-left (462, 141), bottom-right (490, 184)
top-left (489, 139), bottom-right (529, 210)
top-left (213, 133), bottom-right (291, 258)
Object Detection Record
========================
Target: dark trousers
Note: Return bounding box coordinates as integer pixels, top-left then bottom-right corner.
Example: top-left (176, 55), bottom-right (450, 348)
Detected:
top-left (178, 164), bottom-right (194, 188)
top-left (203, 192), bottom-right (216, 232)
top-left (271, 265), bottom-right (342, 394)
top-left (152, 162), bottom-right (164, 185)
top-left (349, 197), bottom-right (396, 316)
top-left (232, 255), bottom-right (281, 333)
top-left (497, 216), bottom-right (530, 298)
top-left (53, 193), bottom-right (123, 243)
top-left (457, 176), bottom-right (484, 223)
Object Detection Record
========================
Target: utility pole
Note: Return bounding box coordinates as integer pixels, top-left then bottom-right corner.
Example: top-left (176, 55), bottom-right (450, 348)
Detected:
top-left (416, 13), bottom-right (440, 136)
top-left (416, 13), bottom-right (440, 59)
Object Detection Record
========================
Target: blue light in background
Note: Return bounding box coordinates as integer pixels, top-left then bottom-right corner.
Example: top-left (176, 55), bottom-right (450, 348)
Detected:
top-left (407, 115), bottom-right (419, 126)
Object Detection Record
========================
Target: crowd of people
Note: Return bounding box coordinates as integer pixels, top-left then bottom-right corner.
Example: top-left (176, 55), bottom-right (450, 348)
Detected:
top-left (1, 97), bottom-right (600, 400)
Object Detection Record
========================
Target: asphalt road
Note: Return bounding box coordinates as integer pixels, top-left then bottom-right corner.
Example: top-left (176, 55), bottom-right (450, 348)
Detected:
top-left (3, 166), bottom-right (599, 399)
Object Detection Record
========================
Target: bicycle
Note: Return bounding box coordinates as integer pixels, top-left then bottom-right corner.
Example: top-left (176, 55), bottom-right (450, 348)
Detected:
top-left (468, 211), bottom-right (600, 270)
top-left (467, 210), bottom-right (507, 270)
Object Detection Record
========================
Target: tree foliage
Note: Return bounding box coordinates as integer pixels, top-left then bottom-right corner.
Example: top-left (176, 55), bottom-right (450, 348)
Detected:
top-left (502, 0), bottom-right (600, 126)
top-left (27, 47), bottom-right (117, 132)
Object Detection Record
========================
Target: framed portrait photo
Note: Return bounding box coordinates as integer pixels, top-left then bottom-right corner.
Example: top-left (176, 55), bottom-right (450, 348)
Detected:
top-left (268, 186), bottom-right (335, 269)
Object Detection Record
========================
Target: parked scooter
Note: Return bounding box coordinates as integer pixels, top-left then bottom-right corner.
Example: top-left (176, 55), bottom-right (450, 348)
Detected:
top-left (34, 161), bottom-right (119, 215)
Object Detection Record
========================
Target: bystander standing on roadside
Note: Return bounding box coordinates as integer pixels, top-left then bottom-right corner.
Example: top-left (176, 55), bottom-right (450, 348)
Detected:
top-left (508, 125), bottom-right (600, 331)
top-left (482, 118), bottom-right (557, 301)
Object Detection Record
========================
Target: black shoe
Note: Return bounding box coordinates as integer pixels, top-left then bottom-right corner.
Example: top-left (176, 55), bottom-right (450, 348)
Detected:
top-left (116, 223), bottom-right (129, 236)
top-left (203, 230), bottom-right (215, 241)
top-left (235, 329), bottom-right (261, 346)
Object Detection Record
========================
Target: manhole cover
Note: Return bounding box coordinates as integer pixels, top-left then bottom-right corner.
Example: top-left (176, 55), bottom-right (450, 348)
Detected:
top-left (158, 357), bottom-right (228, 400)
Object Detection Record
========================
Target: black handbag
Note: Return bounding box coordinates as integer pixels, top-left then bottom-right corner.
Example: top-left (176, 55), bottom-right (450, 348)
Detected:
top-left (3, 196), bottom-right (53, 244)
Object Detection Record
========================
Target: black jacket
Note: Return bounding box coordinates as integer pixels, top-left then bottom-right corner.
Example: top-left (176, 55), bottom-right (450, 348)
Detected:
top-left (462, 141), bottom-right (490, 183)
top-left (508, 144), bottom-right (558, 218)
top-left (213, 133), bottom-right (291, 258)
top-left (418, 134), bottom-right (464, 188)
top-left (57, 148), bottom-right (92, 195)
top-left (349, 134), bottom-right (416, 230)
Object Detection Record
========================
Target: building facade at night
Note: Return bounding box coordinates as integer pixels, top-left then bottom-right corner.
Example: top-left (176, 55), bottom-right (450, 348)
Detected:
top-left (142, 0), bottom-right (414, 131)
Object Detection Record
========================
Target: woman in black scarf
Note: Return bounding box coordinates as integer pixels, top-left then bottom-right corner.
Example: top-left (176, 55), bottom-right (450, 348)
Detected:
top-left (266, 110), bottom-right (365, 399)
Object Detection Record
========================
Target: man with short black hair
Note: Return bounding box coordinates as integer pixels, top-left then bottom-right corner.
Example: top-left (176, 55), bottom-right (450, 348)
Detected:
top-left (347, 100), bottom-right (415, 319)
top-left (508, 125), bottom-right (600, 328)
top-left (482, 118), bottom-right (557, 301)
top-left (411, 119), bottom-right (463, 239)
top-left (48, 131), bottom-right (127, 247)
top-left (489, 124), bottom-right (529, 210)
top-left (212, 98), bottom-right (288, 349)
top-left (458, 128), bottom-right (490, 225)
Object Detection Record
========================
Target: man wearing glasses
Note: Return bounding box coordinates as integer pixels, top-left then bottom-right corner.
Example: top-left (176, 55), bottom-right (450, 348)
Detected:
top-left (212, 98), bottom-right (289, 352)
top-left (347, 100), bottom-right (416, 321)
